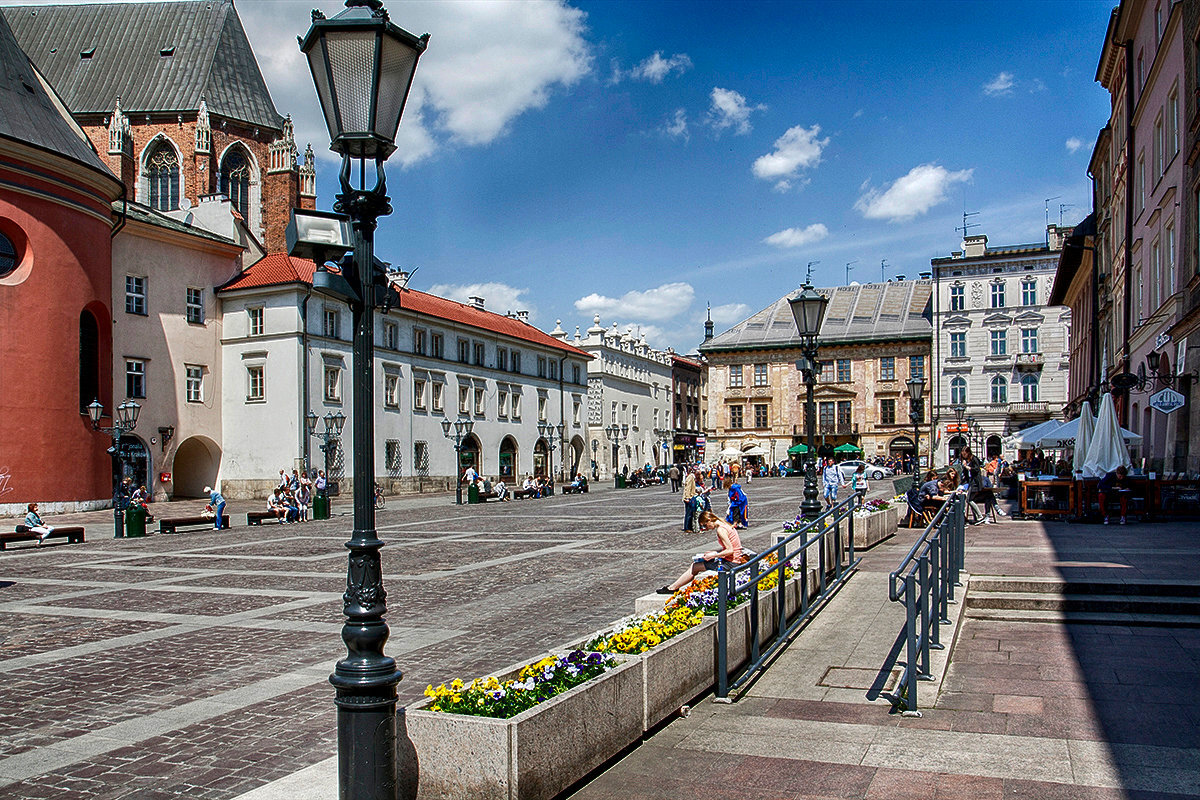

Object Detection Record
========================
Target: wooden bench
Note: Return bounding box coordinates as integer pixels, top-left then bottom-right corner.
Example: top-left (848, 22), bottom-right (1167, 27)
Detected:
top-left (2, 526), bottom-right (86, 550)
top-left (560, 484), bottom-right (588, 494)
top-left (513, 488), bottom-right (551, 500)
top-left (246, 510), bottom-right (284, 526)
top-left (159, 515), bottom-right (229, 534)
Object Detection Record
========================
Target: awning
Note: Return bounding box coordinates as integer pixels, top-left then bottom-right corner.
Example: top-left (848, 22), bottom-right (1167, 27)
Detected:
top-left (787, 443), bottom-right (808, 455)
top-left (833, 443), bottom-right (862, 453)
top-left (742, 445), bottom-right (768, 457)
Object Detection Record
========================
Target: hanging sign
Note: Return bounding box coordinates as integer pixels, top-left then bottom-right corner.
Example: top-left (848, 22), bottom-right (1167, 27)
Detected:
top-left (1149, 387), bottom-right (1185, 415)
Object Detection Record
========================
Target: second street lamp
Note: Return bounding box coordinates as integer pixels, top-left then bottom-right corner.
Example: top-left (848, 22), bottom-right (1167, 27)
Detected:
top-left (906, 375), bottom-right (925, 479)
top-left (87, 398), bottom-right (140, 538)
top-left (788, 284), bottom-right (829, 520)
top-left (297, 3), bottom-right (428, 798)
top-left (441, 417), bottom-right (473, 505)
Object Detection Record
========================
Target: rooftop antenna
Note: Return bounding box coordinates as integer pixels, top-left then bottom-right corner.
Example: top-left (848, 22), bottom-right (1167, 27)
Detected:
top-left (880, 258), bottom-right (889, 282)
top-left (1058, 203), bottom-right (1074, 227)
top-left (1044, 196), bottom-right (1061, 242)
top-left (955, 210), bottom-right (980, 239)
top-left (845, 260), bottom-right (857, 285)
top-left (805, 260), bottom-right (819, 284)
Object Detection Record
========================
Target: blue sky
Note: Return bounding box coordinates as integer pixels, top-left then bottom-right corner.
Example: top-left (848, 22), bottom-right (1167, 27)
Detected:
top-left (40, 0), bottom-right (1117, 351)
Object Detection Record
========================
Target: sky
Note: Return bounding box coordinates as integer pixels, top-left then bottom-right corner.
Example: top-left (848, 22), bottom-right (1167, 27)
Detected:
top-left (34, 0), bottom-right (1117, 352)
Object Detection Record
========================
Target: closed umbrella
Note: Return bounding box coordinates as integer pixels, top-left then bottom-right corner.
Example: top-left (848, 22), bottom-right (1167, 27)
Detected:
top-left (1081, 393), bottom-right (1133, 478)
top-left (1071, 401), bottom-right (1095, 476)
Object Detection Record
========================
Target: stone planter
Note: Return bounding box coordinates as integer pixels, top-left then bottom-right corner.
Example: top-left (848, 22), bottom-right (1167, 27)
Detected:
top-left (845, 506), bottom-right (898, 550)
top-left (402, 656), bottom-right (643, 800)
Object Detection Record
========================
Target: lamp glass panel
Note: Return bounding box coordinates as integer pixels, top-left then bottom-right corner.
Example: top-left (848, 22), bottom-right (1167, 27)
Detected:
top-left (372, 32), bottom-right (421, 142)
top-left (441, 418), bottom-right (452, 436)
top-left (88, 399), bottom-right (103, 425)
top-left (324, 30), bottom-right (378, 139)
top-left (333, 411), bottom-right (346, 432)
top-left (305, 39), bottom-right (341, 146)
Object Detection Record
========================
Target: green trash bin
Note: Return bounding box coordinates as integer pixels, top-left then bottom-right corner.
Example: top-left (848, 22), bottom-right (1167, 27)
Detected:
top-left (467, 484), bottom-right (480, 504)
top-left (615, 474), bottom-right (626, 489)
top-left (313, 493), bottom-right (329, 520)
top-left (125, 505), bottom-right (147, 537)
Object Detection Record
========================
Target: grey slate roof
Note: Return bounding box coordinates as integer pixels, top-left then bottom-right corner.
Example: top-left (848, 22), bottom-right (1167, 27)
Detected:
top-left (2, 0), bottom-right (282, 130)
top-left (0, 11), bottom-right (115, 180)
top-left (701, 280), bottom-right (933, 352)
top-left (118, 200), bottom-right (237, 246)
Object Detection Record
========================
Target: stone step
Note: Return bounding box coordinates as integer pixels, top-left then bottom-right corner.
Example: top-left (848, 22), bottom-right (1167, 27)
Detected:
top-left (964, 608), bottom-right (1200, 628)
top-left (966, 591), bottom-right (1200, 615)
top-left (968, 576), bottom-right (1200, 597)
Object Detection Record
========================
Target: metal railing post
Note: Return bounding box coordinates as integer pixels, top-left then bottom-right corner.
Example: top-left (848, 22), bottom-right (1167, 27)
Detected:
top-left (776, 551), bottom-right (787, 634)
top-left (749, 560), bottom-right (761, 666)
top-left (918, 554), bottom-right (932, 675)
top-left (904, 573), bottom-right (919, 709)
top-left (936, 521), bottom-right (950, 624)
top-left (716, 570), bottom-right (729, 699)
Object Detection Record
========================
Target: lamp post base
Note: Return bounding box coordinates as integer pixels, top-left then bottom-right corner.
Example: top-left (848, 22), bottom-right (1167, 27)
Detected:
top-left (113, 507), bottom-right (124, 539)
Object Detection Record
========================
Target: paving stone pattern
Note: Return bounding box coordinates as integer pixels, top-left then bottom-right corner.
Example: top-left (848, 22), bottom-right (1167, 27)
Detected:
top-left (0, 480), bottom-right (817, 799)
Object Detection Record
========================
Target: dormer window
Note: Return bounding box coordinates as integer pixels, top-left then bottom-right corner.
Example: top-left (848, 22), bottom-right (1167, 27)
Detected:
top-left (160, 46), bottom-right (175, 57)
top-left (80, 47), bottom-right (95, 59)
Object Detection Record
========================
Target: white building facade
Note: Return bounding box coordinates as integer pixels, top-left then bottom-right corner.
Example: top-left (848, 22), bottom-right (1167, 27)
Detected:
top-left (574, 316), bottom-right (674, 479)
top-left (217, 256), bottom-right (590, 499)
top-left (931, 227), bottom-right (1072, 465)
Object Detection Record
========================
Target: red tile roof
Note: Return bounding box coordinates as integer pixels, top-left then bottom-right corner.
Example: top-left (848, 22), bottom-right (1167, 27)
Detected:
top-left (218, 253), bottom-right (592, 359)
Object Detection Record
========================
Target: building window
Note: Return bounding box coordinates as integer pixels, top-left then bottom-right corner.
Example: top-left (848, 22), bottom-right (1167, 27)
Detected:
top-left (909, 355), bottom-right (924, 379)
top-left (1154, 111), bottom-right (1164, 176)
top-left (537, 356), bottom-right (547, 378)
top-left (385, 374), bottom-right (400, 409)
top-left (611, 401), bottom-right (617, 424)
top-left (990, 282), bottom-right (1005, 308)
top-left (185, 365), bottom-right (202, 403)
top-left (459, 385), bottom-right (470, 414)
top-left (729, 405), bottom-right (743, 429)
top-left (538, 395), bottom-right (548, 421)
top-left (457, 338), bottom-right (470, 363)
top-left (950, 376), bottom-right (967, 406)
top-left (1169, 86), bottom-right (1180, 155)
top-left (836, 359), bottom-right (851, 382)
top-left (511, 351), bottom-right (521, 372)
top-left (474, 387), bottom-right (485, 415)
top-left (990, 329), bottom-right (1007, 356)
top-left (950, 332), bottom-right (966, 358)
top-left (729, 364), bottom-right (744, 388)
top-left (219, 146), bottom-right (252, 218)
top-left (511, 393), bottom-right (521, 419)
top-left (497, 347), bottom-right (508, 372)
top-left (124, 358), bottom-right (146, 399)
top-left (248, 307), bottom-right (263, 336)
top-left (880, 356), bottom-right (895, 381)
top-left (837, 400), bottom-right (851, 431)
top-left (1138, 153), bottom-right (1145, 214)
top-left (323, 308), bottom-right (340, 339)
top-left (412, 376), bottom-right (426, 410)
top-left (186, 287), bottom-right (204, 324)
top-left (880, 398), bottom-right (895, 425)
top-left (631, 405), bottom-right (639, 427)
top-left (382, 321), bottom-right (397, 351)
top-left (125, 275), bottom-right (147, 315)
top-left (498, 388), bottom-right (509, 418)
top-left (1152, 238), bottom-right (1162, 310)
top-left (572, 364), bottom-right (581, 384)
top-left (753, 363), bottom-right (768, 386)
top-left (991, 375), bottom-right (1008, 404)
top-left (411, 327), bottom-right (425, 354)
top-left (414, 441), bottom-right (429, 472)
top-left (473, 342), bottom-right (485, 367)
top-left (145, 140), bottom-right (180, 211)
top-left (950, 284), bottom-right (964, 311)
top-left (549, 360), bottom-right (558, 381)
top-left (1021, 374), bottom-right (1039, 402)
top-left (1167, 220), bottom-right (1177, 296)
top-left (819, 401), bottom-right (835, 430)
top-left (754, 403), bottom-right (769, 428)
top-left (431, 333), bottom-right (444, 359)
top-left (246, 364), bottom-right (264, 401)
top-left (1021, 279), bottom-right (1037, 306)
top-left (324, 364), bottom-right (341, 402)
top-left (1021, 328), bottom-right (1039, 353)
top-left (385, 440), bottom-right (402, 471)
top-left (432, 381), bottom-right (444, 412)
top-left (574, 398), bottom-right (582, 425)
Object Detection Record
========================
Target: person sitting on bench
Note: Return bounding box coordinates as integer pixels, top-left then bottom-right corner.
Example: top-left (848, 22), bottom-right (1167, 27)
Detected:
top-left (1098, 465), bottom-right (1129, 525)
top-left (494, 479), bottom-right (509, 501)
top-left (657, 510), bottom-right (750, 594)
top-left (23, 503), bottom-right (55, 544)
top-left (267, 489), bottom-right (288, 523)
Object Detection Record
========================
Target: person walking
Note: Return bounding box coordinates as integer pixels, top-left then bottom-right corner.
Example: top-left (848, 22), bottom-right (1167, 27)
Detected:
top-left (727, 480), bottom-right (749, 528)
top-left (821, 458), bottom-right (845, 510)
top-left (681, 468), bottom-right (697, 531)
top-left (205, 485), bottom-right (226, 530)
top-left (668, 464), bottom-right (681, 493)
top-left (22, 503), bottom-right (55, 544)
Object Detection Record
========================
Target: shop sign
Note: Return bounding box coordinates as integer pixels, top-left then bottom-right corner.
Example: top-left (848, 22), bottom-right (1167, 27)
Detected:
top-left (160, 472), bottom-right (172, 482)
top-left (1149, 387), bottom-right (1185, 415)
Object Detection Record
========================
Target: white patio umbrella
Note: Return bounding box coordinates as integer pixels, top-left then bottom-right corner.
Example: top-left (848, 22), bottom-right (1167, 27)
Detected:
top-left (1037, 417), bottom-right (1085, 449)
top-left (1007, 419), bottom-right (1063, 449)
top-left (1071, 400), bottom-right (1095, 476)
top-left (1081, 392), bottom-right (1134, 477)
top-left (741, 445), bottom-right (768, 457)
top-left (718, 446), bottom-right (742, 459)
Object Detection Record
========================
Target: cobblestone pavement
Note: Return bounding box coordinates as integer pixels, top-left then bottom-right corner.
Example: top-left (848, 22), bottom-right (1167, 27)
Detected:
top-left (0, 477), bottom-right (845, 799)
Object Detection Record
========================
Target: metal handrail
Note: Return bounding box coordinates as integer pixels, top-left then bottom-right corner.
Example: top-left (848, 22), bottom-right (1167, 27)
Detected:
top-left (715, 492), bottom-right (864, 700)
top-left (887, 493), bottom-right (965, 714)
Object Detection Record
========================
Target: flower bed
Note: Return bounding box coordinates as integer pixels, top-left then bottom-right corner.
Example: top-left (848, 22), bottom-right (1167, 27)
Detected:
top-left (585, 606), bottom-right (704, 654)
top-left (405, 652), bottom-right (643, 800)
top-left (423, 650), bottom-right (615, 719)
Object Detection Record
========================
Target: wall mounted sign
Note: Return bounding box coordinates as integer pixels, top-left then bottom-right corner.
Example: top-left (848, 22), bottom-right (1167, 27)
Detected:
top-left (1149, 387), bottom-right (1185, 415)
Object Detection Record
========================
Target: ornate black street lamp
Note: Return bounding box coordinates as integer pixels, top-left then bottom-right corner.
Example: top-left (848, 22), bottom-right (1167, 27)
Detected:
top-left (295, 3), bottom-right (428, 798)
top-left (87, 398), bottom-right (140, 539)
top-left (591, 438), bottom-right (599, 480)
top-left (308, 410), bottom-right (346, 479)
top-left (906, 376), bottom-right (925, 479)
top-left (788, 284), bottom-right (829, 520)
top-left (537, 421), bottom-right (562, 480)
top-left (605, 423), bottom-right (627, 486)
top-left (441, 417), bottom-right (473, 505)
top-left (953, 404), bottom-right (966, 461)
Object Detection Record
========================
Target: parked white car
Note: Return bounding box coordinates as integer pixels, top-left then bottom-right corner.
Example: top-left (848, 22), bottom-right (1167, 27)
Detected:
top-left (835, 460), bottom-right (893, 481)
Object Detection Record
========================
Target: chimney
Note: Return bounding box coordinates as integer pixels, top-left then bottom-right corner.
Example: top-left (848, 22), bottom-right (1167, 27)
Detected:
top-left (468, 296), bottom-right (485, 310)
top-left (516, 310), bottom-right (529, 322)
top-left (962, 234), bottom-right (988, 257)
top-left (894, 274), bottom-right (906, 281)
top-left (919, 271), bottom-right (931, 279)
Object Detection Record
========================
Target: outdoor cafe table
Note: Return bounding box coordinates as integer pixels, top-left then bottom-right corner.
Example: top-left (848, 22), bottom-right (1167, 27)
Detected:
top-left (1018, 477), bottom-right (1076, 519)
top-left (1074, 476), bottom-right (1150, 521)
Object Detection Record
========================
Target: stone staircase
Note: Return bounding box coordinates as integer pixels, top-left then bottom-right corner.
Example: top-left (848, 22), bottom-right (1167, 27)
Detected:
top-left (965, 576), bottom-right (1200, 627)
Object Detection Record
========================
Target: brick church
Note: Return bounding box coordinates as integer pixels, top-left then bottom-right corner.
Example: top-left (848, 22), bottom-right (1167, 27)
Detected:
top-left (3, 0), bottom-right (315, 252)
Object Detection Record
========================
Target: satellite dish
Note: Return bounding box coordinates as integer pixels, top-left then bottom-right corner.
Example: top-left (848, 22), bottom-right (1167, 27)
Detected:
top-left (180, 197), bottom-right (192, 210)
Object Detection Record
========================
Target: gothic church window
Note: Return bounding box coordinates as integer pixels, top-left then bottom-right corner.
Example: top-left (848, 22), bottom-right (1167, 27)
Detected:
top-left (146, 141), bottom-right (179, 211)
top-left (220, 147), bottom-right (252, 217)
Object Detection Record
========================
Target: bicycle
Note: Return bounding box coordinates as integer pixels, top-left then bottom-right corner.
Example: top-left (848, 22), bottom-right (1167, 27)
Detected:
top-left (374, 484), bottom-right (385, 509)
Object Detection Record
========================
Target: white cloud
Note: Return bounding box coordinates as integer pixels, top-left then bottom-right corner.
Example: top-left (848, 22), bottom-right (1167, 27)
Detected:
top-left (1065, 137), bottom-right (1085, 154)
top-left (983, 71), bottom-right (1015, 96)
top-left (663, 109), bottom-right (689, 140)
top-left (706, 87), bottom-right (764, 135)
top-left (629, 51), bottom-right (692, 83)
top-left (854, 164), bottom-right (973, 222)
top-left (236, 0), bottom-right (591, 165)
top-left (427, 282), bottom-right (535, 320)
top-left (708, 303), bottom-right (752, 326)
top-left (752, 124), bottom-right (829, 191)
top-left (575, 282), bottom-right (695, 322)
top-left (764, 223), bottom-right (829, 248)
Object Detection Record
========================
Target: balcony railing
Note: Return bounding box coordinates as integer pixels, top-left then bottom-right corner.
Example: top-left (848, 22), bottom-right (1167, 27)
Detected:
top-left (1015, 352), bottom-right (1044, 369)
top-left (1008, 401), bottom-right (1048, 415)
